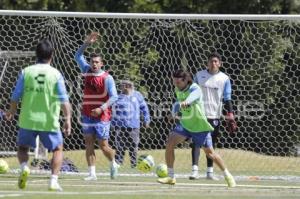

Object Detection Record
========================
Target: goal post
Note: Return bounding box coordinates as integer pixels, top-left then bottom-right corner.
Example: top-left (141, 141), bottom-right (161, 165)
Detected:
top-left (0, 10), bottom-right (299, 179)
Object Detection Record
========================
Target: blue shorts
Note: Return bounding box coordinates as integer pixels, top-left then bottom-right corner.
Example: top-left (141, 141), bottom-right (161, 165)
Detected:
top-left (17, 128), bottom-right (63, 151)
top-left (81, 115), bottom-right (110, 140)
top-left (173, 124), bottom-right (212, 148)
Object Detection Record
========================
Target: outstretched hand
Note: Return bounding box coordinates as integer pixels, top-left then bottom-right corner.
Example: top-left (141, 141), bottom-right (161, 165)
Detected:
top-left (85, 32), bottom-right (99, 44)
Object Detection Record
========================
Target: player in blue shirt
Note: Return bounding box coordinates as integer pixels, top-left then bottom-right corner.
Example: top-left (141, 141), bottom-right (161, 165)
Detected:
top-left (112, 80), bottom-right (150, 168)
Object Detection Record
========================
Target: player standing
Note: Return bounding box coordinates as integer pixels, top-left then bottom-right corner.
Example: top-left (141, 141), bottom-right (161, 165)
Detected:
top-left (75, 32), bottom-right (119, 180)
top-left (189, 52), bottom-right (237, 180)
top-left (6, 39), bottom-right (71, 191)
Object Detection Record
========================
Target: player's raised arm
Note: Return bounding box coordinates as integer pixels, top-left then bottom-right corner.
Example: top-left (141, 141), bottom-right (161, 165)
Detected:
top-left (74, 32), bottom-right (99, 73)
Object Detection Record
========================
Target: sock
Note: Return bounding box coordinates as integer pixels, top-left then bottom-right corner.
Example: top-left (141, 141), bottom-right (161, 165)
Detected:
top-left (50, 175), bottom-right (58, 183)
top-left (207, 167), bottom-right (214, 173)
top-left (192, 165), bottom-right (198, 171)
top-left (223, 168), bottom-right (230, 177)
top-left (20, 162), bottom-right (27, 170)
top-left (191, 145), bottom-right (200, 165)
top-left (168, 168), bottom-right (174, 178)
top-left (89, 166), bottom-right (96, 176)
top-left (111, 159), bottom-right (118, 167)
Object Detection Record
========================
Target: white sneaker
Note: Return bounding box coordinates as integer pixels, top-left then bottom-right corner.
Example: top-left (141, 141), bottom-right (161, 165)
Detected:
top-left (206, 172), bottom-right (219, 181)
top-left (48, 181), bottom-right (63, 191)
top-left (189, 170), bottom-right (199, 180)
top-left (110, 164), bottom-right (119, 179)
top-left (84, 175), bottom-right (97, 181)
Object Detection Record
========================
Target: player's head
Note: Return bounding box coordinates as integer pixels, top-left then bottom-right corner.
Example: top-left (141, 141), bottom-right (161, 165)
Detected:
top-left (36, 39), bottom-right (53, 63)
top-left (90, 53), bottom-right (104, 72)
top-left (207, 52), bottom-right (222, 74)
top-left (172, 69), bottom-right (193, 90)
top-left (120, 80), bottom-right (134, 94)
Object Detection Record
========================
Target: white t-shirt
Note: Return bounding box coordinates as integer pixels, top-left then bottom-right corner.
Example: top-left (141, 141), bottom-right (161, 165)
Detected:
top-left (194, 70), bottom-right (231, 119)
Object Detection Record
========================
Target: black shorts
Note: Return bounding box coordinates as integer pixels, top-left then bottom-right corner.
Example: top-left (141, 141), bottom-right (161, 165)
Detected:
top-left (207, 119), bottom-right (220, 139)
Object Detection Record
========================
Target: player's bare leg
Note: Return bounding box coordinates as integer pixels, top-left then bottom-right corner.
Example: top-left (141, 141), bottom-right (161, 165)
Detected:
top-left (84, 134), bottom-right (97, 180)
top-left (158, 132), bottom-right (186, 185)
top-left (49, 145), bottom-right (63, 191)
top-left (98, 139), bottom-right (118, 179)
top-left (17, 146), bottom-right (30, 189)
top-left (203, 147), bottom-right (236, 187)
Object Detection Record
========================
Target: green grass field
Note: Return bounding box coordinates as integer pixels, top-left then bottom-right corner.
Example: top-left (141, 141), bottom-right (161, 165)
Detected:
top-left (1, 148), bottom-right (300, 199)
top-left (0, 175), bottom-right (300, 199)
top-left (4, 148), bottom-right (299, 175)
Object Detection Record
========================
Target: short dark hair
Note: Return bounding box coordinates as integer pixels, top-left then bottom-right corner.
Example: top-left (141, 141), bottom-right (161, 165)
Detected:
top-left (172, 69), bottom-right (193, 84)
top-left (90, 53), bottom-right (102, 60)
top-left (36, 39), bottom-right (53, 62)
top-left (208, 51), bottom-right (222, 61)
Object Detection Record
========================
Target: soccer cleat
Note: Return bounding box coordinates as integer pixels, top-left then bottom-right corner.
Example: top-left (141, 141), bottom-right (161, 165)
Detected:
top-left (48, 181), bottom-right (63, 191)
top-left (189, 170), bottom-right (199, 180)
top-left (206, 172), bottom-right (219, 181)
top-left (18, 166), bottom-right (30, 189)
top-left (110, 164), bottom-right (119, 179)
top-left (225, 174), bottom-right (236, 187)
top-left (157, 177), bottom-right (176, 185)
top-left (83, 175), bottom-right (97, 181)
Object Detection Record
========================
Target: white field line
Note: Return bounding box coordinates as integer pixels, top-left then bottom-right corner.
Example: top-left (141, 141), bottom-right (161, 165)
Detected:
top-left (0, 194), bottom-right (23, 198)
top-left (1, 179), bottom-right (300, 190)
top-left (0, 189), bottom-right (161, 195)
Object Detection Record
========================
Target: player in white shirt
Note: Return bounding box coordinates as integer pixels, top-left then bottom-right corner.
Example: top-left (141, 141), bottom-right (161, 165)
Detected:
top-left (189, 52), bottom-right (237, 180)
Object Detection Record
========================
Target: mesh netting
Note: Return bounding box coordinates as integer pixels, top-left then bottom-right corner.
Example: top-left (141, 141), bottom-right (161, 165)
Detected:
top-left (0, 12), bottom-right (299, 177)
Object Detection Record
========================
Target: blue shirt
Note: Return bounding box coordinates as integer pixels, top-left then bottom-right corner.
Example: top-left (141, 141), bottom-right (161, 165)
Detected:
top-left (11, 70), bottom-right (69, 102)
top-left (112, 91), bottom-right (150, 128)
top-left (75, 44), bottom-right (118, 110)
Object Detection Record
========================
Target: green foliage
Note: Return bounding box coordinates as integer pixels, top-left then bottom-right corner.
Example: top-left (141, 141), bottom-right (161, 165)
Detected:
top-left (129, 0), bottom-right (162, 13)
top-left (1, 0), bottom-right (300, 14)
top-left (1, 1), bottom-right (300, 156)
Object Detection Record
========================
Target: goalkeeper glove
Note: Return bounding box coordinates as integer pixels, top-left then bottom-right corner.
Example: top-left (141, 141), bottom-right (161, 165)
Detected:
top-left (225, 112), bottom-right (237, 134)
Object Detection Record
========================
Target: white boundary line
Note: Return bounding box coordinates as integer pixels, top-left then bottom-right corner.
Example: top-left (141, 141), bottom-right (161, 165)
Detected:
top-left (7, 169), bottom-right (300, 182)
top-left (0, 194), bottom-right (23, 198)
top-left (0, 189), bottom-right (162, 195)
top-left (1, 179), bottom-right (300, 190)
top-left (0, 180), bottom-right (299, 197)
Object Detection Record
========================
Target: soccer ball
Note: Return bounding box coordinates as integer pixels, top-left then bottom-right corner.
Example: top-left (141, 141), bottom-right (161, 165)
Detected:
top-left (156, 163), bottom-right (168, 178)
top-left (0, 159), bottom-right (9, 174)
top-left (137, 154), bottom-right (155, 173)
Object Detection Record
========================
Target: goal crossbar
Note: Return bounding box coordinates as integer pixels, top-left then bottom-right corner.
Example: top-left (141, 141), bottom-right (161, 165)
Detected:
top-left (1, 10), bottom-right (300, 20)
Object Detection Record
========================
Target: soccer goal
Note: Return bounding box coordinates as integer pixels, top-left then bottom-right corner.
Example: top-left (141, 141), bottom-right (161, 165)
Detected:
top-left (0, 10), bottom-right (299, 180)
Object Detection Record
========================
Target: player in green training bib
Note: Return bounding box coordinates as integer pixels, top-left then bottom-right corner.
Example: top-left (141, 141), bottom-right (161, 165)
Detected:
top-left (6, 39), bottom-right (72, 191)
top-left (157, 69), bottom-right (236, 187)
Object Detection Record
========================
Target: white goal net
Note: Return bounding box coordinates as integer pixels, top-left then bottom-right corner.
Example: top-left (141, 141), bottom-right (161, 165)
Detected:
top-left (0, 11), bottom-right (299, 179)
